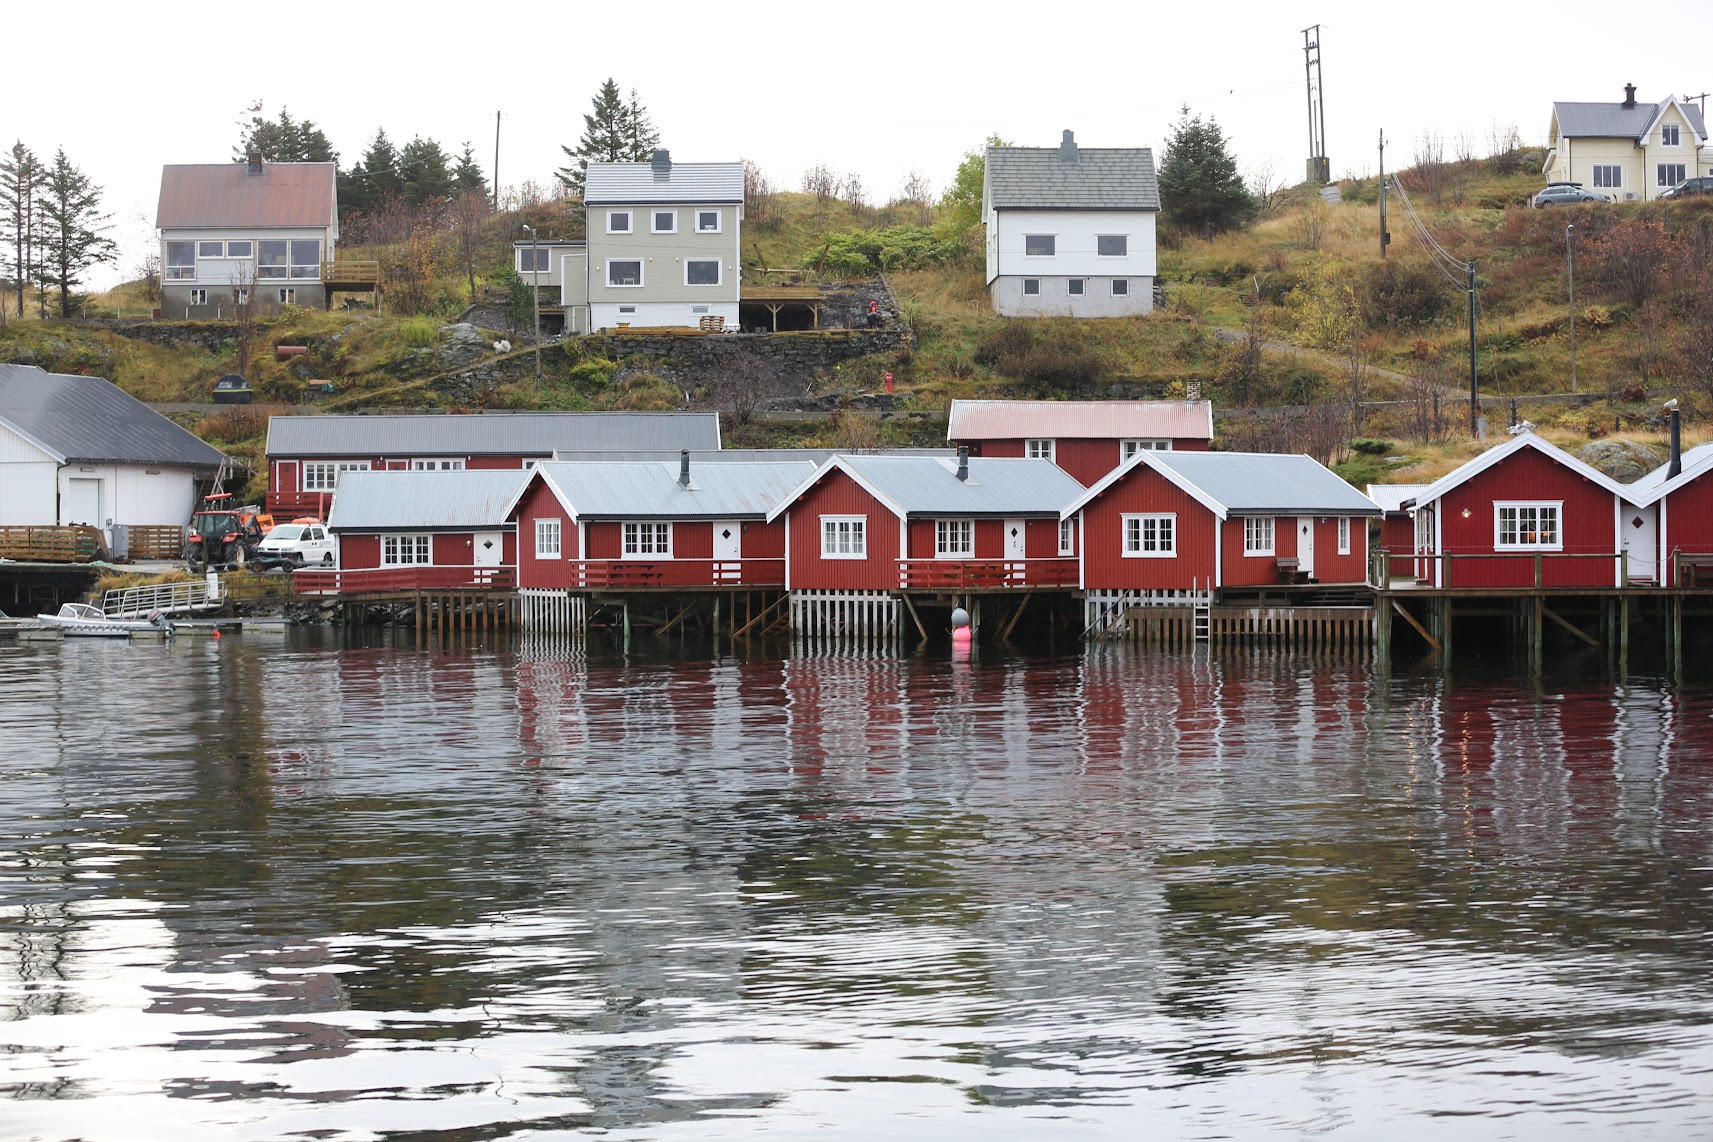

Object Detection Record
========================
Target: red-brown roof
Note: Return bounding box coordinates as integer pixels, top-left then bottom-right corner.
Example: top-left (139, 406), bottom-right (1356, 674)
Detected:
top-left (156, 162), bottom-right (336, 229)
top-left (948, 399), bottom-right (1213, 442)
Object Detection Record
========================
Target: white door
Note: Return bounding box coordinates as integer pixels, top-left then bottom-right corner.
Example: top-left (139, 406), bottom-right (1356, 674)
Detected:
top-left (1297, 516), bottom-right (1316, 579)
top-left (473, 531), bottom-right (503, 582)
top-left (1004, 517), bottom-right (1026, 582)
top-left (713, 520), bottom-right (741, 581)
top-left (1621, 506), bottom-right (1658, 583)
top-left (66, 478), bottom-right (102, 525)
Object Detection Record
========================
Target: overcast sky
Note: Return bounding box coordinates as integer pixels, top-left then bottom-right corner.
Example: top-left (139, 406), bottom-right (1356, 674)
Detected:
top-left (12, 0), bottom-right (1711, 289)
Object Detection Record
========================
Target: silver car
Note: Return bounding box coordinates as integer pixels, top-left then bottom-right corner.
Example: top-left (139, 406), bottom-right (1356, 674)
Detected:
top-left (1532, 183), bottom-right (1611, 208)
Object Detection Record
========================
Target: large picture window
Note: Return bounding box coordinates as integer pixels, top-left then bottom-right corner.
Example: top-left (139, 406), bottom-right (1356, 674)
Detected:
top-left (608, 260), bottom-right (643, 287)
top-left (198, 240), bottom-right (224, 258)
top-left (685, 259), bottom-right (721, 286)
top-left (821, 515), bottom-right (866, 558)
top-left (1495, 502), bottom-right (1561, 550)
top-left (1123, 513), bottom-right (1176, 556)
top-left (518, 248), bottom-right (554, 273)
top-left (1025, 234), bottom-right (1056, 256)
top-left (257, 239), bottom-right (321, 280)
top-left (302, 460), bottom-right (369, 491)
top-left (1658, 163), bottom-right (1688, 188)
top-left (1122, 439), bottom-right (1171, 460)
top-left (382, 535), bottom-right (431, 565)
top-left (1243, 516), bottom-right (1275, 556)
top-left (1097, 234), bottom-right (1128, 256)
top-left (535, 518), bottom-right (562, 559)
top-left (1591, 165), bottom-right (1622, 189)
top-left (622, 521), bottom-right (670, 557)
top-left (935, 519), bottom-right (974, 558)
top-left (166, 241), bottom-right (196, 280)
top-left (411, 459), bottom-right (465, 470)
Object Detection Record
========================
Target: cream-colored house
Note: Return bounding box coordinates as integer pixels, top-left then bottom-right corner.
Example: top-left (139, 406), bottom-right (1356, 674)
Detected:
top-left (1543, 85), bottom-right (1709, 201)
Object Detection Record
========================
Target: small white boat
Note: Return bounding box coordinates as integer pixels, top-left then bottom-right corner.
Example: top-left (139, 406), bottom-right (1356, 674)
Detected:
top-left (36, 603), bottom-right (174, 638)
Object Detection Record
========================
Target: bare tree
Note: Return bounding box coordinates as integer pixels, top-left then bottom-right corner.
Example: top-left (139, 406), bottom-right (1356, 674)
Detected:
top-left (895, 170), bottom-right (934, 225)
top-left (449, 189), bottom-right (490, 303)
top-left (840, 171), bottom-right (866, 210)
top-left (711, 353), bottom-right (792, 424)
top-left (1246, 160), bottom-right (1289, 216)
top-left (228, 259), bottom-right (262, 379)
top-left (1343, 332), bottom-right (1375, 436)
top-left (1485, 121), bottom-right (1523, 173)
top-left (1217, 297), bottom-right (1266, 407)
top-left (802, 163), bottom-right (837, 209)
top-left (1290, 195), bottom-right (1328, 251)
top-left (1410, 133), bottom-right (1447, 207)
top-left (744, 160), bottom-right (777, 230)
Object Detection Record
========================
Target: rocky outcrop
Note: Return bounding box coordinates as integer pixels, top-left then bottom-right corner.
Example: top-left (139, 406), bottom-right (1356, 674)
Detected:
top-left (1577, 438), bottom-right (1664, 483)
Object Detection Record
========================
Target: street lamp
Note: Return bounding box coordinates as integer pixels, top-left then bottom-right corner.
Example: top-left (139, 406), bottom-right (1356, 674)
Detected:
top-left (1566, 223), bottom-right (1577, 395)
top-left (521, 223), bottom-right (542, 385)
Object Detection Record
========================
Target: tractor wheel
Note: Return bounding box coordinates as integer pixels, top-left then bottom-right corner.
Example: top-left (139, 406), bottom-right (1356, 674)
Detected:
top-left (224, 542), bottom-right (242, 568)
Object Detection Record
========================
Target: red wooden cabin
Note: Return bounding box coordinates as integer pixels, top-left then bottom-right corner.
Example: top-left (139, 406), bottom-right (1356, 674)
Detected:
top-left (947, 399), bottom-right (1213, 487)
top-left (1368, 483), bottom-right (1429, 582)
top-left (1066, 450), bottom-right (1379, 592)
top-left (1631, 441), bottom-right (1713, 585)
top-left (767, 453), bottom-right (1086, 591)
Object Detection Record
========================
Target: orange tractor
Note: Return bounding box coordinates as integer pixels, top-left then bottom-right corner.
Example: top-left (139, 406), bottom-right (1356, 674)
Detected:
top-left (185, 492), bottom-right (275, 572)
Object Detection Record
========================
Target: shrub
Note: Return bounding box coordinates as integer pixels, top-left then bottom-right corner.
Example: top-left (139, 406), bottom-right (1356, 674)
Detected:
top-left (970, 321), bottom-right (1106, 388)
top-left (1349, 438), bottom-right (1394, 456)
top-left (1361, 261), bottom-right (1452, 329)
top-left (568, 357), bottom-right (616, 390)
top-left (398, 315), bottom-right (439, 348)
top-left (808, 226), bottom-right (961, 276)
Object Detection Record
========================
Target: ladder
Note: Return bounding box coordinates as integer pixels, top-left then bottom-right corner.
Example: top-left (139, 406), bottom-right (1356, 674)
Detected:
top-left (1192, 578), bottom-right (1211, 642)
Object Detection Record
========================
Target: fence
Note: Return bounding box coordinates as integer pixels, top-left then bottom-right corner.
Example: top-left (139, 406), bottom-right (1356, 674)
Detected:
top-left (0, 525), bottom-right (106, 563)
top-left (127, 525), bottom-right (185, 560)
top-left (574, 559), bottom-right (785, 589)
top-left (897, 558), bottom-right (1078, 590)
top-left (294, 566), bottom-right (516, 594)
top-left (518, 588), bottom-right (586, 633)
top-left (790, 589), bottom-right (899, 645)
top-left (1370, 549), bottom-right (1633, 590)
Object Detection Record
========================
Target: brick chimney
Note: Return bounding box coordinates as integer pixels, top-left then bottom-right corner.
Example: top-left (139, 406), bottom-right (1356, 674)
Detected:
top-left (1623, 83), bottom-right (1637, 109)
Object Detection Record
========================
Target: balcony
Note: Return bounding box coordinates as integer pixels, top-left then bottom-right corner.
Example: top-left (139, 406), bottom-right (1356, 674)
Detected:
top-left (897, 558), bottom-right (1079, 590)
top-left (294, 566), bottom-right (515, 595)
top-left (574, 559), bottom-right (785, 589)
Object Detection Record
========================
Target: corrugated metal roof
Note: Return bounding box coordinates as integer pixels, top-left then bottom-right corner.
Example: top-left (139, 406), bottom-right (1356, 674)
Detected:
top-left (948, 399), bottom-right (1212, 441)
top-left (1553, 99), bottom-right (1708, 141)
top-left (326, 470), bottom-right (530, 531)
top-left (839, 455), bottom-right (1086, 516)
top-left (537, 460), bottom-right (816, 519)
top-left (986, 143), bottom-right (1160, 211)
top-left (583, 160), bottom-right (745, 204)
top-left (1365, 483), bottom-right (1429, 513)
top-left (1630, 442), bottom-right (1713, 495)
top-left (0, 363), bottom-right (229, 469)
top-left (1150, 452), bottom-right (1377, 515)
top-left (156, 162), bottom-right (336, 229)
top-left (551, 447), bottom-right (954, 463)
top-left (267, 412), bottom-right (722, 457)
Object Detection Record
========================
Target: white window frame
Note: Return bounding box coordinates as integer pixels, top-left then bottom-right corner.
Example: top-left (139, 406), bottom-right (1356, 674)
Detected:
top-left (696, 209), bottom-right (721, 233)
top-left (233, 287), bottom-right (249, 305)
top-left (1111, 279), bottom-right (1130, 296)
top-left (1591, 165), bottom-right (1622, 189)
top-left (278, 287), bottom-right (296, 304)
top-left (1122, 513), bottom-right (1177, 557)
top-left (1022, 278), bottom-right (1040, 296)
top-left (1025, 439), bottom-right (1055, 461)
top-left (621, 521), bottom-right (671, 558)
top-left (187, 288), bottom-right (207, 306)
top-left (411, 458), bottom-right (465, 471)
top-left (1122, 439), bottom-right (1171, 461)
top-left (1096, 234), bottom-right (1128, 257)
top-left (651, 209), bottom-right (677, 234)
top-left (517, 247), bottom-right (553, 274)
top-left (684, 258), bottom-right (722, 287)
top-left (1243, 516), bottom-right (1275, 556)
top-left (302, 460), bottom-right (369, 492)
top-left (607, 210), bottom-right (632, 234)
top-left (1024, 234), bottom-right (1056, 257)
top-left (1494, 501), bottom-right (1563, 551)
top-left (197, 240), bottom-right (224, 259)
top-left (617, 305), bottom-right (637, 314)
top-left (1658, 163), bottom-right (1688, 188)
top-left (935, 518), bottom-right (974, 558)
top-left (820, 515), bottom-right (866, 559)
top-left (607, 259), bottom-right (644, 288)
top-left (382, 534), bottom-right (432, 566)
top-left (225, 240), bottom-right (253, 259)
top-left (165, 241), bottom-right (196, 280)
top-left (1058, 518), bottom-right (1074, 556)
top-left (1068, 278), bottom-right (1085, 296)
top-left (1338, 516), bottom-right (1351, 555)
top-left (1662, 124), bottom-right (1681, 147)
top-left (535, 518), bottom-right (562, 559)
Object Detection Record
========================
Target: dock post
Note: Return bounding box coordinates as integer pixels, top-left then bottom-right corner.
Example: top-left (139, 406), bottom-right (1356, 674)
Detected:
top-left (1619, 595), bottom-right (1630, 677)
top-left (1529, 595), bottom-right (1543, 674)
top-left (1673, 594), bottom-right (1683, 680)
top-left (1374, 592), bottom-right (1392, 670)
top-left (1439, 597), bottom-right (1453, 667)
top-left (623, 599), bottom-right (631, 653)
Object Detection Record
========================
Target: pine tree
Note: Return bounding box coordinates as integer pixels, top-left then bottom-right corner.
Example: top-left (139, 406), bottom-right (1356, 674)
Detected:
top-left (622, 88), bottom-right (660, 161)
top-left (235, 107), bottom-right (337, 164)
top-left (1, 141), bottom-right (46, 319)
top-left (1157, 106), bottom-right (1256, 236)
top-left (453, 142), bottom-right (488, 197)
top-left (35, 149), bottom-right (115, 317)
top-left (556, 78), bottom-right (628, 196)
top-left (358, 129), bottom-right (403, 205)
top-left (398, 137), bottom-right (454, 206)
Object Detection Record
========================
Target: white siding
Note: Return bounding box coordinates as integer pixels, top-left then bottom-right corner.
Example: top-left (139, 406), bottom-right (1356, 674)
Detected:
top-left (54, 464), bottom-right (198, 527)
top-left (0, 461), bottom-right (58, 524)
top-left (992, 210), bottom-right (1157, 281)
top-left (592, 301), bottom-right (740, 330)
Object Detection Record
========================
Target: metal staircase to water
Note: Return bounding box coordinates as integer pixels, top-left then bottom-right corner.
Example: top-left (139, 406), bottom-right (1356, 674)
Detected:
top-left (102, 575), bottom-right (223, 620)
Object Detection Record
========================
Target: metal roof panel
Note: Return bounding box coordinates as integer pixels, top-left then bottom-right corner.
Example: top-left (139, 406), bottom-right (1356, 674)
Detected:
top-left (583, 161), bottom-right (745, 204)
top-left (0, 363), bottom-right (230, 469)
top-left (156, 162), bottom-right (336, 229)
top-left (1146, 451), bottom-right (1380, 515)
top-left (326, 470), bottom-right (531, 531)
top-left (537, 460), bottom-right (817, 519)
top-left (948, 399), bottom-right (1212, 441)
top-left (267, 412), bottom-right (722, 457)
top-left (837, 455), bottom-right (1087, 515)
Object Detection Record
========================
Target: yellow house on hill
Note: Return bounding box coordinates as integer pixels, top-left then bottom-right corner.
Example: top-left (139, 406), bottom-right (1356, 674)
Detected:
top-left (1543, 84), bottom-right (1709, 201)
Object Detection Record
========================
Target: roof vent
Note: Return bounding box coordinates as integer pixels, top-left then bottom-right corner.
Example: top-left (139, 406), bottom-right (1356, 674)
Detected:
top-left (956, 446), bottom-right (970, 482)
top-left (679, 448), bottom-right (691, 487)
top-left (1059, 130), bottom-right (1079, 164)
top-left (246, 151), bottom-right (263, 176)
top-left (1623, 83), bottom-right (1637, 109)
top-left (652, 149), bottom-right (671, 175)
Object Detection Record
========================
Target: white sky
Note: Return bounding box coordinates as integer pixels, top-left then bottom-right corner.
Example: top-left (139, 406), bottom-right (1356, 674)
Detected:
top-left (13, 0), bottom-right (1712, 289)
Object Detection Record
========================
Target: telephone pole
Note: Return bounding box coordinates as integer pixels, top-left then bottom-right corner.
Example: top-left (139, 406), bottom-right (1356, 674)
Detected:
top-left (1567, 224), bottom-right (1577, 394)
top-left (492, 111), bottom-right (502, 211)
top-left (1468, 260), bottom-right (1480, 437)
top-left (1378, 129), bottom-right (1390, 259)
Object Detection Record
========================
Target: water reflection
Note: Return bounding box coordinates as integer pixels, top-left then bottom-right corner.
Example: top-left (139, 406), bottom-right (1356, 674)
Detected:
top-left (2, 635), bottom-right (1711, 1139)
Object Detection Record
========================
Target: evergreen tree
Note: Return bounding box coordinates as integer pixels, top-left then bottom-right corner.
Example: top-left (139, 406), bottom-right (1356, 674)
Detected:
top-left (35, 149), bottom-right (115, 318)
top-left (235, 107), bottom-right (337, 164)
top-left (557, 78), bottom-right (628, 196)
top-left (336, 161), bottom-right (370, 217)
top-left (453, 142), bottom-right (488, 198)
top-left (1157, 106), bottom-right (1256, 236)
top-left (622, 88), bottom-right (660, 161)
top-left (398, 136), bottom-right (454, 206)
top-left (1, 141), bottom-right (46, 319)
top-left (358, 128), bottom-right (403, 204)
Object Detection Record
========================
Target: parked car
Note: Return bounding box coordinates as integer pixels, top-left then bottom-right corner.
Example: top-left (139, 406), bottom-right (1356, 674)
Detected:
top-left (1532, 183), bottom-right (1611, 208)
top-left (1660, 176), bottom-right (1713, 200)
top-left (254, 520), bottom-right (335, 569)
top-left (212, 374), bottom-right (253, 404)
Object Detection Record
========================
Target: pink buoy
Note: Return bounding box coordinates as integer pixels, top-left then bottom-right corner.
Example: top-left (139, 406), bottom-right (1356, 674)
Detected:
top-left (951, 607), bottom-right (972, 659)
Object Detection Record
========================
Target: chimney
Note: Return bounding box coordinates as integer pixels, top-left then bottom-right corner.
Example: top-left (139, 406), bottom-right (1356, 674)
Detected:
top-left (1669, 407), bottom-right (1682, 479)
top-left (1058, 130), bottom-right (1079, 164)
top-left (956, 446), bottom-right (970, 482)
top-left (1623, 83), bottom-right (1637, 109)
top-left (679, 448), bottom-right (691, 487)
top-left (246, 150), bottom-right (263, 176)
top-left (652, 148), bottom-right (671, 174)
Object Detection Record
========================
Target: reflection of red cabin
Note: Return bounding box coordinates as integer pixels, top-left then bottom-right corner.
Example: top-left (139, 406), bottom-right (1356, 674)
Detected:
top-left (507, 457), bottom-right (815, 590)
top-left (947, 399), bottom-right (1213, 487)
top-left (1404, 434), bottom-right (1638, 588)
top-left (766, 454), bottom-right (1086, 591)
top-left (264, 412), bottom-right (722, 516)
top-left (1065, 450), bottom-right (1379, 590)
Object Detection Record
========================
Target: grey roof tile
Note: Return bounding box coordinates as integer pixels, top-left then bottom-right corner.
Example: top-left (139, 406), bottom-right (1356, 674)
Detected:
top-left (841, 455), bottom-right (1086, 515)
top-left (986, 145), bottom-right (1160, 211)
top-left (584, 161), bottom-right (745, 204)
top-left (326, 470), bottom-right (531, 531)
top-left (1554, 99), bottom-right (1708, 140)
top-left (0, 363), bottom-right (229, 469)
top-left (267, 412), bottom-right (721, 457)
top-left (538, 460), bottom-right (817, 519)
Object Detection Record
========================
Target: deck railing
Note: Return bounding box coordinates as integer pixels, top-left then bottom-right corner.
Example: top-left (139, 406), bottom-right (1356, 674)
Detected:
top-left (103, 576), bottom-right (220, 619)
top-left (897, 558), bottom-right (1078, 590)
top-left (321, 259), bottom-right (381, 286)
top-left (574, 559), bottom-right (785, 588)
top-left (267, 491), bottom-right (334, 518)
top-left (294, 566), bottom-right (515, 595)
top-left (1368, 548), bottom-right (1642, 590)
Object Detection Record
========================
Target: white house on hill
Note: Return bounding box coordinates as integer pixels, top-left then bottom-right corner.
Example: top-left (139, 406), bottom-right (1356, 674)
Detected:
top-left (1543, 84), bottom-right (1710, 200)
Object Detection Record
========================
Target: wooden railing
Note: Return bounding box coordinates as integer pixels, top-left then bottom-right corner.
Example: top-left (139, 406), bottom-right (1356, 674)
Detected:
top-left (267, 491), bottom-right (334, 518)
top-left (322, 259), bottom-right (381, 285)
top-left (0, 525), bottom-right (106, 563)
top-left (1368, 548), bottom-right (1633, 590)
top-left (574, 559), bottom-right (785, 588)
top-left (294, 566), bottom-right (515, 595)
top-left (897, 558), bottom-right (1078, 590)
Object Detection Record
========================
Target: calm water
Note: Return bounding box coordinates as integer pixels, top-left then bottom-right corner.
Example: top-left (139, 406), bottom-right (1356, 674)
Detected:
top-left (3, 633), bottom-right (1712, 1140)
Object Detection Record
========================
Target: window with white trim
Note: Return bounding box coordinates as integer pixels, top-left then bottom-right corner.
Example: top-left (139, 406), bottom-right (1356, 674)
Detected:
top-left (166, 241), bottom-right (196, 280)
top-left (535, 518), bottom-right (562, 559)
top-left (257, 239), bottom-right (321, 280)
top-left (618, 305), bottom-right (637, 314)
top-left (226, 240), bottom-right (252, 258)
top-left (278, 287), bottom-right (296, 304)
top-left (198, 240), bottom-right (224, 258)
top-left (188, 288), bottom-right (207, 306)
top-left (935, 518), bottom-right (974, 558)
top-left (517, 247), bottom-right (554, 273)
top-left (685, 259), bottom-right (721, 286)
top-left (652, 210), bottom-right (677, 233)
top-left (233, 287), bottom-right (249, 305)
top-left (1123, 513), bottom-right (1176, 556)
top-left (1111, 279), bottom-right (1129, 296)
top-left (608, 260), bottom-right (643, 287)
top-left (1025, 234), bottom-right (1055, 256)
top-left (411, 458), bottom-right (465, 471)
top-left (1097, 234), bottom-right (1128, 256)
top-left (1662, 124), bottom-right (1681, 147)
top-left (302, 460), bottom-right (369, 491)
top-left (1591, 165), bottom-right (1622, 189)
top-left (1068, 278), bottom-right (1085, 296)
top-left (1025, 439), bottom-right (1054, 461)
top-left (1122, 439), bottom-right (1171, 460)
top-left (1243, 516), bottom-right (1275, 555)
top-left (382, 535), bottom-right (431, 565)
top-left (1022, 278), bottom-right (1040, 296)
top-left (820, 515), bottom-right (866, 558)
top-left (1495, 502), bottom-right (1561, 550)
top-left (696, 210), bottom-right (721, 232)
top-left (1338, 516), bottom-right (1351, 555)
top-left (622, 521), bottom-right (671, 557)
top-left (1658, 163), bottom-right (1688, 188)
top-left (607, 210), bottom-right (632, 233)
top-left (1058, 518), bottom-right (1074, 555)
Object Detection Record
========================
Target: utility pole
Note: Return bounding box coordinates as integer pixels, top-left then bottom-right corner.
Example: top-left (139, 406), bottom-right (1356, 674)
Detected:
top-left (492, 111), bottom-right (502, 212)
top-left (1685, 92), bottom-right (1710, 117)
top-left (1302, 25), bottom-right (1329, 184)
top-left (1378, 129), bottom-right (1390, 259)
top-left (1468, 259), bottom-right (1480, 437)
top-left (522, 223), bottom-right (542, 385)
top-left (1566, 223), bottom-right (1577, 394)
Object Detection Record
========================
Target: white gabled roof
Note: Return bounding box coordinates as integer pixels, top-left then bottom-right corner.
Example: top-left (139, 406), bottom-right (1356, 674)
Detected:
top-left (1402, 432), bottom-right (1638, 510)
top-left (1366, 484), bottom-right (1429, 514)
top-left (1063, 450), bottom-right (1379, 520)
top-left (764, 454), bottom-right (1084, 524)
top-left (1628, 442), bottom-right (1713, 506)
